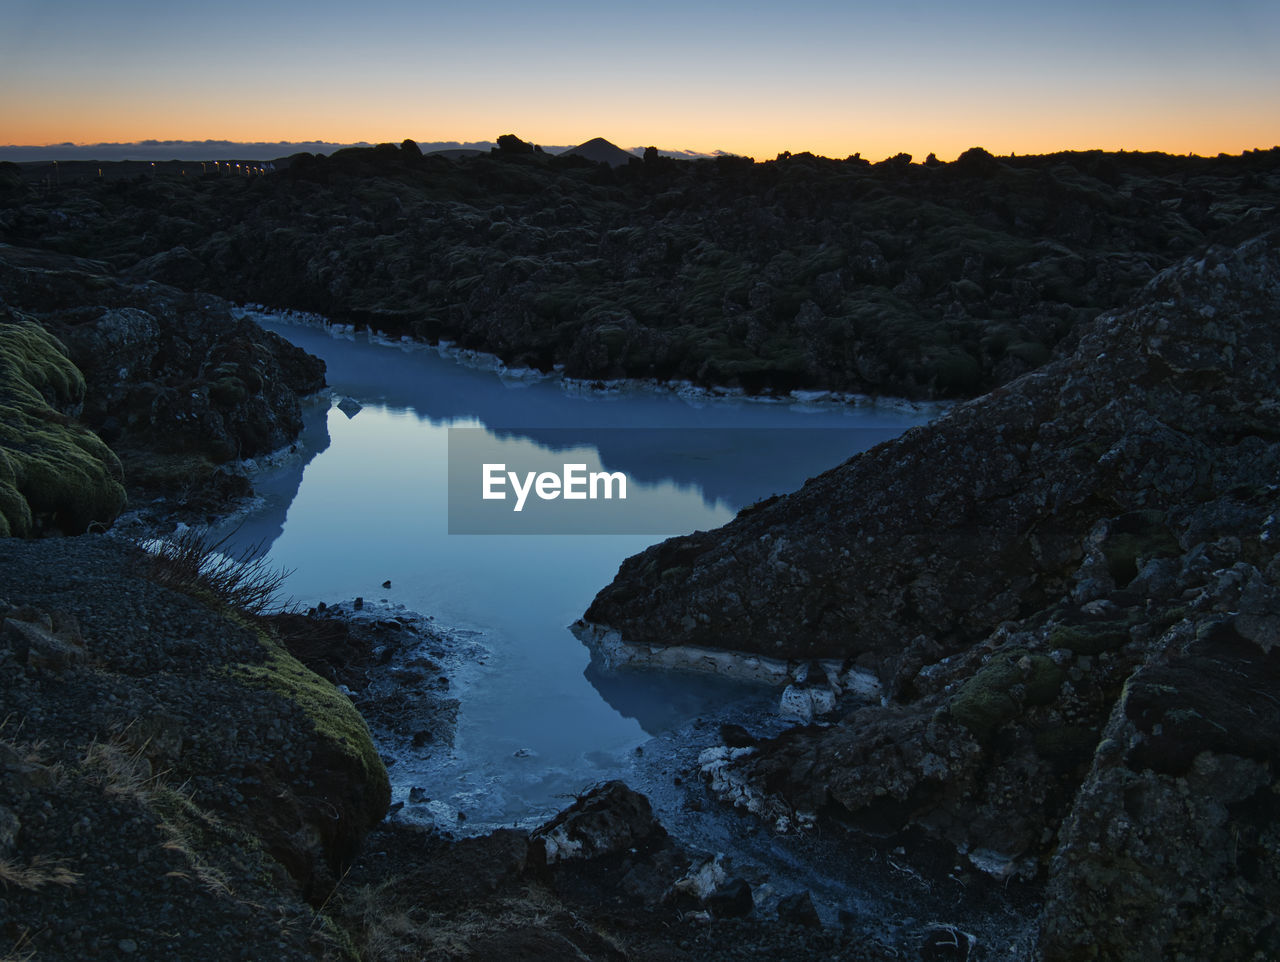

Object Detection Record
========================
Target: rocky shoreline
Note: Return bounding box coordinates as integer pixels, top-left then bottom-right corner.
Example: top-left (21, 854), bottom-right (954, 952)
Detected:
top-left (3, 172), bottom-right (1278, 958)
top-left (3, 536), bottom-right (1033, 961)
top-left (2, 238), bottom-right (994, 959)
top-left (581, 232), bottom-right (1280, 959)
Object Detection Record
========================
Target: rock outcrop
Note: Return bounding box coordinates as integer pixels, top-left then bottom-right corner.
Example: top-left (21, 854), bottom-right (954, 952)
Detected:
top-left (0, 244), bottom-right (324, 462)
top-left (583, 233), bottom-right (1280, 959)
top-left (0, 536), bottom-right (389, 958)
top-left (0, 243), bottom-right (325, 529)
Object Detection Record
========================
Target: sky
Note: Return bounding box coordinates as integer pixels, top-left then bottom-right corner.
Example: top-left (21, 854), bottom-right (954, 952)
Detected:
top-left (1, 0), bottom-right (1277, 161)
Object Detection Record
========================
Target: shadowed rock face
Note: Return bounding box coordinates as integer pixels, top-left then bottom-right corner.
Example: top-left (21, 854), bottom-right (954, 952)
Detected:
top-left (0, 246), bottom-right (325, 463)
top-left (584, 234), bottom-right (1280, 960)
top-left (0, 537), bottom-right (390, 959)
top-left (0, 243), bottom-right (326, 528)
top-left (585, 233), bottom-right (1280, 680)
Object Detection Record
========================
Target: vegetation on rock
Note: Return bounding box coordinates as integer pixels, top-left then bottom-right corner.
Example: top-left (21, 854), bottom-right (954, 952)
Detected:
top-left (4, 145), bottom-right (1277, 399)
top-left (0, 315), bottom-right (125, 535)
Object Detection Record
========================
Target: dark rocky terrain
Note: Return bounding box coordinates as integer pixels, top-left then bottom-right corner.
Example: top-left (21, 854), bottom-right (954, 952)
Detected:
top-left (0, 537), bottom-right (388, 960)
top-left (584, 233), bottom-right (1280, 959)
top-left (3, 142), bottom-right (1277, 399)
top-left (0, 243), bottom-right (325, 531)
top-left (3, 144), bottom-right (1279, 960)
top-left (3, 539), bottom-right (985, 962)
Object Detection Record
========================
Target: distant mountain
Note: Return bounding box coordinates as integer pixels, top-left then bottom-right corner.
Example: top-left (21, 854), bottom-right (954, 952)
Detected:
top-left (558, 137), bottom-right (639, 167)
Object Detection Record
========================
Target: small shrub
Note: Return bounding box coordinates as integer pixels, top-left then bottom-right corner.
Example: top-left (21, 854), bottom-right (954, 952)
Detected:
top-left (145, 526), bottom-right (294, 616)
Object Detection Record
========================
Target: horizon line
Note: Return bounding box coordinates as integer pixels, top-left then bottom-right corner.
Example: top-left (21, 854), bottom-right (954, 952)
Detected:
top-left (3, 138), bottom-right (1279, 165)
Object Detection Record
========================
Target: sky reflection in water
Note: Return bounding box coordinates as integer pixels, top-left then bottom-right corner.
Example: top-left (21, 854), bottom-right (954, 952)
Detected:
top-left (221, 319), bottom-right (932, 827)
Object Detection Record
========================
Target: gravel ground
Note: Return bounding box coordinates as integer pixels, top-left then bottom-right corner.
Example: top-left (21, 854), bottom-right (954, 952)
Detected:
top-left (0, 535), bottom-right (376, 962)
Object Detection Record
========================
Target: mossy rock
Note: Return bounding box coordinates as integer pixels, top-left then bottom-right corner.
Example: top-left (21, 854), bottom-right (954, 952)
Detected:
top-left (232, 627), bottom-right (390, 816)
top-left (1047, 621), bottom-right (1132, 655)
top-left (209, 375), bottom-right (249, 407)
top-left (0, 319), bottom-right (126, 536)
top-left (949, 648), bottom-right (1065, 741)
top-left (660, 565), bottom-right (691, 584)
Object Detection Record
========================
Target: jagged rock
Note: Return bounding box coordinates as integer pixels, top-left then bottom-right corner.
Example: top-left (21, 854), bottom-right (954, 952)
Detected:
top-left (531, 780), bottom-right (663, 864)
top-left (706, 877), bottom-right (754, 917)
top-left (0, 245), bottom-right (325, 470)
top-left (776, 890), bottom-right (821, 928)
top-left (2, 607), bottom-right (85, 670)
top-left (1038, 607), bottom-right (1280, 960)
top-left (585, 235), bottom-right (1280, 677)
top-left (583, 234), bottom-right (1280, 957)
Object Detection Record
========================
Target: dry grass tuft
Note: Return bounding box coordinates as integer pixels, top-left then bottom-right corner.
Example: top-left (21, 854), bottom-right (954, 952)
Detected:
top-left (81, 733), bottom-right (239, 898)
top-left (0, 855), bottom-right (82, 891)
top-left (0, 931), bottom-right (36, 962)
top-left (144, 526), bottom-right (296, 616)
top-left (81, 737), bottom-right (157, 800)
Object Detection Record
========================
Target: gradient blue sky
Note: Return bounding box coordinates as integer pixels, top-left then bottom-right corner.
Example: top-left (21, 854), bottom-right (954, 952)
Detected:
top-left (2, 0), bottom-right (1277, 159)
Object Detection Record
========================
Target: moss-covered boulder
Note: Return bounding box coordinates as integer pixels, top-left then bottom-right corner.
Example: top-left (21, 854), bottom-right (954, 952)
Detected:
top-left (0, 315), bottom-right (125, 536)
top-left (0, 536), bottom-right (392, 957)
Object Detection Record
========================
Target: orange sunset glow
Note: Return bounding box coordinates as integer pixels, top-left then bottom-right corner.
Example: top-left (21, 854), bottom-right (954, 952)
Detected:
top-left (1, 0), bottom-right (1276, 161)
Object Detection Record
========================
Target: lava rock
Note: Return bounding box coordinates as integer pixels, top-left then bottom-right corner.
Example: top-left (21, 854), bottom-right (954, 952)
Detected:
top-left (776, 890), bottom-right (821, 928)
top-left (705, 877), bottom-right (753, 918)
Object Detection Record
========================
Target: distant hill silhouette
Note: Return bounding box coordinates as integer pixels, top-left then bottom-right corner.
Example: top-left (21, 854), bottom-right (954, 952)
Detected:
top-left (426, 148), bottom-right (487, 160)
top-left (6, 141), bottom-right (1279, 400)
top-left (559, 137), bottom-right (638, 167)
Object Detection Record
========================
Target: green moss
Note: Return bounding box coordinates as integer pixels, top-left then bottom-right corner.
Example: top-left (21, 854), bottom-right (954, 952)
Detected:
top-left (1047, 621), bottom-right (1132, 655)
top-left (949, 648), bottom-right (1065, 741)
top-left (0, 318), bottom-right (86, 406)
top-left (0, 319), bottom-right (126, 536)
top-left (209, 375), bottom-right (248, 407)
top-left (232, 627), bottom-right (389, 804)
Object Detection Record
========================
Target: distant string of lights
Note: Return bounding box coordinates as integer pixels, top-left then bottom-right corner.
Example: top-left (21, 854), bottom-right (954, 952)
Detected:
top-left (42, 158), bottom-right (277, 189)
top-left (201, 160), bottom-right (276, 176)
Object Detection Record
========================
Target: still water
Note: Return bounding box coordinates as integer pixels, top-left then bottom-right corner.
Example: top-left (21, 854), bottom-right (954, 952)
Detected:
top-left (223, 317), bottom-right (932, 829)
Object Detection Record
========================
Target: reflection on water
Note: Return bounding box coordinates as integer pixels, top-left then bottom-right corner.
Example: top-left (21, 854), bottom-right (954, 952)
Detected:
top-left (220, 319), bottom-right (932, 828)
